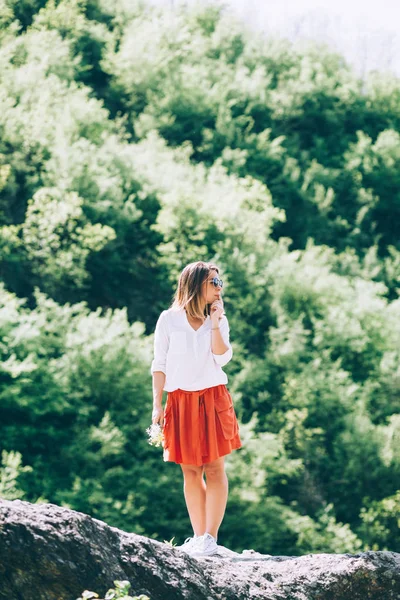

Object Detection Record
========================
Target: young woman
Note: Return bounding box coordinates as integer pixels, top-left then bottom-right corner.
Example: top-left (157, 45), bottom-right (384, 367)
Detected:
top-left (151, 261), bottom-right (242, 557)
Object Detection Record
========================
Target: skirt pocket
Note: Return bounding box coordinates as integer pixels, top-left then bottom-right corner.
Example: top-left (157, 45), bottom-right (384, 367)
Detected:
top-left (214, 391), bottom-right (236, 440)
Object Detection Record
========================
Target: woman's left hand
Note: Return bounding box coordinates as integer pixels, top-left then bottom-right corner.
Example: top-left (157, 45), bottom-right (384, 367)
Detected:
top-left (210, 299), bottom-right (224, 326)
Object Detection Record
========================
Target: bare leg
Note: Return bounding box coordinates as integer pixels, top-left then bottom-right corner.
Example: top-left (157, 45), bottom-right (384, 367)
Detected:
top-left (180, 463), bottom-right (206, 536)
top-left (203, 456), bottom-right (228, 540)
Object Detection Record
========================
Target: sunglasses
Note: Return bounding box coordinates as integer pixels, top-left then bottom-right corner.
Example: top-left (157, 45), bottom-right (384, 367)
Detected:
top-left (207, 277), bottom-right (224, 288)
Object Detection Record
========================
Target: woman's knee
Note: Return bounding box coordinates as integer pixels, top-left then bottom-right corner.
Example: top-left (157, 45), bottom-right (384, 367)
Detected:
top-left (180, 463), bottom-right (204, 481)
top-left (203, 457), bottom-right (226, 480)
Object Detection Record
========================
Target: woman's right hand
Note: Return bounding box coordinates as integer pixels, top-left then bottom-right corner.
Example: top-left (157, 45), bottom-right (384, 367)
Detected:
top-left (152, 404), bottom-right (164, 426)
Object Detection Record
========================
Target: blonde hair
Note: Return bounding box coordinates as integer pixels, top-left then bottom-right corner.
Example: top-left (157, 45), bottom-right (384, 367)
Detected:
top-left (170, 261), bottom-right (220, 320)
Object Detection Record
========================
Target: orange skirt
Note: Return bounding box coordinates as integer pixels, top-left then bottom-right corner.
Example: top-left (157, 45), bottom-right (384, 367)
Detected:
top-left (162, 384), bottom-right (242, 466)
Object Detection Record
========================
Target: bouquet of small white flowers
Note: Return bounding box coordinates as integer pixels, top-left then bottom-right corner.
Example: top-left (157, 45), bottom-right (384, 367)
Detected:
top-left (146, 423), bottom-right (165, 447)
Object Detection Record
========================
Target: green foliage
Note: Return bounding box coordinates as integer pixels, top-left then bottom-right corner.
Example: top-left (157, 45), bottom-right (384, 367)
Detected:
top-left (221, 416), bottom-right (363, 554)
top-left (0, 0), bottom-right (399, 557)
top-left (33, 0), bottom-right (113, 90)
top-left (76, 580), bottom-right (150, 600)
top-left (2, 0), bottom-right (47, 30)
top-left (0, 20), bottom-right (169, 323)
top-left (0, 283), bottom-right (158, 530)
top-left (21, 187), bottom-right (116, 292)
top-left (358, 489), bottom-right (400, 551)
top-left (0, 449), bottom-right (33, 500)
top-left (103, 2), bottom-right (400, 255)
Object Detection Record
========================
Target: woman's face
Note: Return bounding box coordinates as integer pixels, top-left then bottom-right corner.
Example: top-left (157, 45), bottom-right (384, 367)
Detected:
top-left (202, 269), bottom-right (223, 306)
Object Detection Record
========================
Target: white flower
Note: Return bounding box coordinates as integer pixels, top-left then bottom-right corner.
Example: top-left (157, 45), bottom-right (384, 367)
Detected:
top-left (146, 423), bottom-right (165, 447)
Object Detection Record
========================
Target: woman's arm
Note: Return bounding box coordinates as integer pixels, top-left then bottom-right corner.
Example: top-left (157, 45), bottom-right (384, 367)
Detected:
top-left (211, 326), bottom-right (229, 355)
top-left (211, 315), bottom-right (233, 367)
top-left (210, 300), bottom-right (233, 367)
top-left (152, 371), bottom-right (166, 425)
top-left (150, 311), bottom-right (169, 424)
top-left (152, 371), bottom-right (166, 409)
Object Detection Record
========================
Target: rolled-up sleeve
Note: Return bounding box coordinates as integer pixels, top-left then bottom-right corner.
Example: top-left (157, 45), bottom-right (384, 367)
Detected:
top-left (150, 311), bottom-right (169, 375)
top-left (212, 316), bottom-right (233, 367)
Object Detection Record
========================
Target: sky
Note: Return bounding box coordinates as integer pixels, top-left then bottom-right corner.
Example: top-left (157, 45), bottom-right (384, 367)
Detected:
top-left (150, 0), bottom-right (400, 78)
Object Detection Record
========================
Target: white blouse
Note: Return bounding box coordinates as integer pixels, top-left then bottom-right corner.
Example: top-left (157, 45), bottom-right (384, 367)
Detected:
top-left (150, 307), bottom-right (233, 392)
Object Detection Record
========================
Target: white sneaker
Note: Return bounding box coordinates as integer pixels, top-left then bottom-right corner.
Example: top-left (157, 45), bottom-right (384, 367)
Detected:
top-left (176, 535), bottom-right (200, 554)
top-left (190, 533), bottom-right (218, 557)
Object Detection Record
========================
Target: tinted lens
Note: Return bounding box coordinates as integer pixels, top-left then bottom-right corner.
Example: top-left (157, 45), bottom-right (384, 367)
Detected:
top-left (212, 277), bottom-right (223, 288)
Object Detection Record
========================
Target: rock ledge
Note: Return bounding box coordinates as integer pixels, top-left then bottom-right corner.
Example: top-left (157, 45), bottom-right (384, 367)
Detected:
top-left (0, 499), bottom-right (399, 600)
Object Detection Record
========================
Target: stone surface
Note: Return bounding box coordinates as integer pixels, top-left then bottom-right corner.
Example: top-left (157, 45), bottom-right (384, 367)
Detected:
top-left (0, 498), bottom-right (399, 600)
